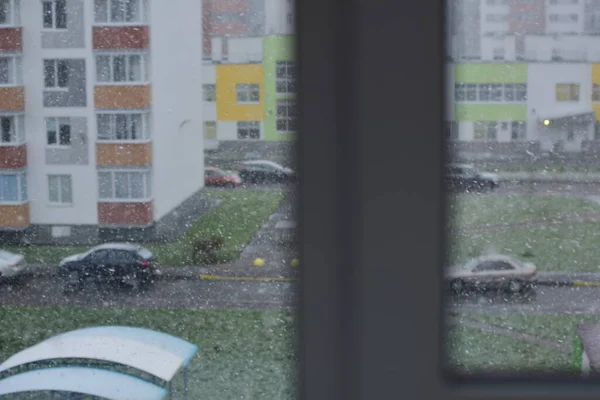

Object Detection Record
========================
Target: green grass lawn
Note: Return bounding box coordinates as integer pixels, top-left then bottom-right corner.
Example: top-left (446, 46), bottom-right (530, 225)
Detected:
top-left (446, 324), bottom-right (573, 374)
top-left (449, 194), bottom-right (600, 229)
top-left (0, 306), bottom-right (297, 400)
top-left (448, 194), bottom-right (600, 272)
top-left (449, 222), bottom-right (600, 272)
top-left (10, 188), bottom-right (284, 267)
top-left (448, 313), bottom-right (600, 374)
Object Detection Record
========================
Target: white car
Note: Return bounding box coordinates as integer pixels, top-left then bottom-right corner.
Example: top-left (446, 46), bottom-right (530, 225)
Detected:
top-left (445, 254), bottom-right (537, 294)
top-left (0, 250), bottom-right (26, 278)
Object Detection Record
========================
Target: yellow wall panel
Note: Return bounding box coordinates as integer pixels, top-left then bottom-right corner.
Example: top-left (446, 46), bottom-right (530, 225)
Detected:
top-left (593, 65), bottom-right (600, 84)
top-left (216, 64), bottom-right (265, 121)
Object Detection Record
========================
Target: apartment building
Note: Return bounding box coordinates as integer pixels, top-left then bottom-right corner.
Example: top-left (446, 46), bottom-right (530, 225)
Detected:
top-left (202, 34), bottom-right (296, 142)
top-left (450, 0), bottom-right (591, 60)
top-left (0, 0), bottom-right (204, 245)
top-left (202, 0), bottom-right (265, 58)
top-left (447, 60), bottom-right (600, 152)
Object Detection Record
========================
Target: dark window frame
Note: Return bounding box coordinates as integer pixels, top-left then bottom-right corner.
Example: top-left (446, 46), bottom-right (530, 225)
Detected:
top-left (298, 0), bottom-right (590, 399)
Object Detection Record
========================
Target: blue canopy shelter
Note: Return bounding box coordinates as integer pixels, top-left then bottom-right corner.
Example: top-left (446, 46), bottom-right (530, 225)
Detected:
top-left (0, 326), bottom-right (199, 399)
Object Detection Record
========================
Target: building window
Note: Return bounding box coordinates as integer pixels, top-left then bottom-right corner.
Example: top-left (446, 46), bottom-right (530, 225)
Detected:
top-left (0, 114), bottom-right (24, 144)
top-left (549, 14), bottom-right (579, 22)
top-left (236, 84), bottom-right (260, 103)
top-left (287, 13), bottom-right (293, 25)
top-left (42, 0), bottom-right (66, 29)
top-left (511, 121), bottom-right (526, 141)
top-left (97, 113), bottom-right (150, 141)
top-left (94, 0), bottom-right (147, 24)
top-left (556, 83), bottom-right (580, 101)
top-left (203, 84), bottom-right (216, 101)
top-left (237, 121), bottom-right (260, 139)
top-left (0, 173), bottom-right (26, 203)
top-left (492, 47), bottom-right (505, 60)
top-left (43, 59), bottom-right (69, 89)
top-left (473, 121), bottom-right (498, 141)
top-left (45, 117), bottom-right (71, 147)
top-left (455, 83), bottom-right (527, 102)
top-left (204, 121), bottom-right (217, 139)
top-left (0, 0), bottom-right (19, 26)
top-left (593, 84), bottom-right (600, 102)
top-left (445, 121), bottom-right (459, 141)
top-left (98, 170), bottom-right (152, 200)
top-left (48, 175), bottom-right (72, 205)
top-left (0, 56), bottom-right (21, 85)
top-left (96, 54), bottom-right (149, 83)
top-left (595, 122), bottom-right (600, 140)
top-left (276, 99), bottom-right (297, 133)
top-left (276, 61), bottom-right (296, 94)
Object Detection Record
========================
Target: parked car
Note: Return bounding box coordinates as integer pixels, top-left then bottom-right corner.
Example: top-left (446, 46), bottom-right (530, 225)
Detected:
top-left (445, 254), bottom-right (537, 294)
top-left (0, 250), bottom-right (26, 279)
top-left (236, 160), bottom-right (296, 184)
top-left (57, 243), bottom-right (161, 293)
top-left (445, 163), bottom-right (499, 192)
top-left (205, 167), bottom-right (243, 188)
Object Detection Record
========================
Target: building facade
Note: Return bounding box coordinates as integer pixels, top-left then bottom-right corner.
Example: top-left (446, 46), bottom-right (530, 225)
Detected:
top-left (202, 34), bottom-right (296, 142)
top-left (447, 56), bottom-right (600, 152)
top-left (0, 0), bottom-right (205, 244)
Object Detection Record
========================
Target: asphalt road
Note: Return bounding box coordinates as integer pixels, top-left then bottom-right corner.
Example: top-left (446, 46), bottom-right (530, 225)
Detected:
top-left (0, 275), bottom-right (298, 310)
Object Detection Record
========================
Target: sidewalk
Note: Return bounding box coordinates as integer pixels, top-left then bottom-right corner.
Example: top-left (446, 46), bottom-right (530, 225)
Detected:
top-left (498, 171), bottom-right (600, 183)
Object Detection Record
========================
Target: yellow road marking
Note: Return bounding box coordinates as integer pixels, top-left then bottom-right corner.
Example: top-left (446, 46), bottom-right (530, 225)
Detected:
top-left (572, 280), bottom-right (600, 287)
top-left (199, 274), bottom-right (296, 282)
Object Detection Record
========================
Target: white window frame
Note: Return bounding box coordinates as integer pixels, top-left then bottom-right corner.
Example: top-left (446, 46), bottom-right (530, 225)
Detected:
top-left (0, 0), bottom-right (20, 27)
top-left (454, 83), bottom-right (527, 103)
top-left (45, 117), bottom-right (72, 148)
top-left (0, 113), bottom-right (24, 145)
top-left (42, 0), bottom-right (67, 30)
top-left (43, 59), bottom-right (69, 91)
top-left (0, 170), bottom-right (27, 205)
top-left (47, 174), bottom-right (73, 206)
top-left (96, 111), bottom-right (151, 142)
top-left (276, 61), bottom-right (296, 94)
top-left (473, 121), bottom-right (499, 142)
top-left (0, 54), bottom-right (22, 86)
top-left (276, 99), bottom-right (297, 134)
top-left (98, 169), bottom-right (152, 202)
top-left (236, 121), bottom-right (261, 140)
top-left (236, 84), bottom-right (260, 104)
top-left (203, 84), bottom-right (216, 102)
top-left (93, 0), bottom-right (149, 26)
top-left (95, 52), bottom-right (150, 85)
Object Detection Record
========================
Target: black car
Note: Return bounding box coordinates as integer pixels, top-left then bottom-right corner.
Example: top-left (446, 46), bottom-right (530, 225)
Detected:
top-left (445, 163), bottom-right (500, 192)
top-left (57, 243), bottom-right (161, 293)
top-left (236, 160), bottom-right (296, 184)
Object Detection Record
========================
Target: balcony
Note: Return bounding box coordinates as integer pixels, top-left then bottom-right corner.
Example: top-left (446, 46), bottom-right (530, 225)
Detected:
top-left (0, 144), bottom-right (26, 169)
top-left (96, 142), bottom-right (152, 167)
top-left (93, 26), bottom-right (149, 50)
top-left (94, 85), bottom-right (151, 109)
top-left (0, 203), bottom-right (29, 229)
top-left (98, 201), bottom-right (153, 226)
top-left (0, 87), bottom-right (24, 111)
top-left (0, 28), bottom-right (22, 51)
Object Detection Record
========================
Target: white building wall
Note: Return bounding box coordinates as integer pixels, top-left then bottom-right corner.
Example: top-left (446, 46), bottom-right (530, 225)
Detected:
top-left (527, 63), bottom-right (593, 150)
top-left (480, 2), bottom-right (509, 37)
top-left (227, 37), bottom-right (263, 64)
top-left (546, 2), bottom-right (585, 34)
top-left (481, 35), bottom-right (516, 61)
top-left (217, 121), bottom-right (265, 141)
top-left (21, 0), bottom-right (98, 225)
top-left (150, 0), bottom-right (204, 220)
top-left (264, 0), bottom-right (294, 34)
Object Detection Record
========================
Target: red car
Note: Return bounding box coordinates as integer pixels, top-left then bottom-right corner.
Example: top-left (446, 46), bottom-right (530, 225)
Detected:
top-left (204, 167), bottom-right (243, 188)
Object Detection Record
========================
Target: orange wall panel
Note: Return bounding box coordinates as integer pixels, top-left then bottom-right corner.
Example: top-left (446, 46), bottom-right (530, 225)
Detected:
top-left (93, 26), bottom-right (149, 49)
top-left (0, 87), bottom-right (24, 111)
top-left (94, 85), bottom-right (151, 109)
top-left (98, 202), bottom-right (153, 226)
top-left (0, 145), bottom-right (26, 168)
top-left (0, 204), bottom-right (29, 228)
top-left (96, 143), bottom-right (152, 167)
